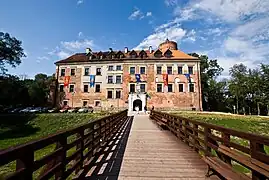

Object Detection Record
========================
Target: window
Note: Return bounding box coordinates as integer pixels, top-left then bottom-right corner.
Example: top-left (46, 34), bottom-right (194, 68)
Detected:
top-left (116, 75), bottom-right (121, 84)
top-left (95, 101), bottom-right (101, 107)
top-left (189, 84), bottom-right (194, 92)
top-left (140, 67), bottom-right (146, 74)
top-left (84, 68), bottom-right (89, 76)
top-left (107, 90), bottom-right (113, 98)
top-left (157, 66), bottom-right (162, 74)
top-left (140, 84), bottom-right (146, 92)
top-left (130, 67), bottom-right (135, 74)
top-left (108, 76), bottom-right (113, 84)
top-left (179, 84), bottom-right (184, 92)
top-left (69, 85), bottom-right (74, 92)
top-left (71, 69), bottom-right (75, 76)
top-left (178, 66), bottom-right (182, 74)
top-left (108, 65), bottom-right (113, 71)
top-left (157, 84), bottom-right (162, 92)
top-left (167, 66), bottom-right (173, 74)
top-left (83, 85), bottom-right (88, 92)
top-left (59, 85), bottom-right (64, 92)
top-left (60, 69), bottom-right (65, 76)
top-left (116, 91), bottom-right (121, 99)
top-left (96, 68), bottom-right (102, 75)
top-left (63, 100), bottom-right (68, 106)
top-left (116, 65), bottom-right (122, 71)
top-left (130, 84), bottom-right (135, 93)
top-left (95, 84), bottom-right (101, 92)
top-left (188, 66), bottom-right (193, 74)
top-left (83, 101), bottom-right (88, 107)
top-left (168, 84), bottom-right (173, 92)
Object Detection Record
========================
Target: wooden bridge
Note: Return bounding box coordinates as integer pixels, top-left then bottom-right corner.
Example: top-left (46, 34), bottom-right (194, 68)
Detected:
top-left (1, 110), bottom-right (269, 180)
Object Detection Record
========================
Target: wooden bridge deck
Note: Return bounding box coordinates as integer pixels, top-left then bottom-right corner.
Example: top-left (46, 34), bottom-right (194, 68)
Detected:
top-left (118, 114), bottom-right (212, 180)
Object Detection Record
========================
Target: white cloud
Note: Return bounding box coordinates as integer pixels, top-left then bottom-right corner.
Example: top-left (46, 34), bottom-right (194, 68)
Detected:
top-left (61, 39), bottom-right (94, 51)
top-left (164, 0), bottom-right (178, 6)
top-left (134, 23), bottom-right (186, 50)
top-left (37, 56), bottom-right (49, 61)
top-left (183, 29), bottom-right (196, 42)
top-left (146, 12), bottom-right (152, 17)
top-left (128, 8), bottom-right (144, 20)
top-left (78, 32), bottom-right (83, 38)
top-left (57, 51), bottom-right (72, 59)
top-left (77, 0), bottom-right (83, 5)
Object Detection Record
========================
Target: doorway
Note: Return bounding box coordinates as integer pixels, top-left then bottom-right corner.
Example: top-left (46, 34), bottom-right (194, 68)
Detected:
top-left (133, 99), bottom-right (142, 111)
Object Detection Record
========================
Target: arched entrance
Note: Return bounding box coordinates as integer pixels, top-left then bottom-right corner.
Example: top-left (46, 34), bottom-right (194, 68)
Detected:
top-left (133, 99), bottom-right (142, 111)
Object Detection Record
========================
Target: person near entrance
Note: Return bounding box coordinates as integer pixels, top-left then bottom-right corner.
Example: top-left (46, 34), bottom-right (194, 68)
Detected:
top-left (135, 106), bottom-right (139, 114)
top-left (144, 106), bottom-right (147, 114)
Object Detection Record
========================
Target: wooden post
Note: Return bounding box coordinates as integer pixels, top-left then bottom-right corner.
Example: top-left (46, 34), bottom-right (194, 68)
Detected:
top-left (16, 150), bottom-right (34, 180)
top-left (221, 132), bottom-right (231, 165)
top-left (204, 127), bottom-right (211, 156)
top-left (250, 141), bottom-right (266, 180)
top-left (193, 124), bottom-right (199, 152)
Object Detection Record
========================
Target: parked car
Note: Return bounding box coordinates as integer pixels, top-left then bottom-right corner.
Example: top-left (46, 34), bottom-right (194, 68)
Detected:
top-left (41, 107), bottom-right (49, 113)
top-left (88, 106), bottom-right (94, 113)
top-left (78, 107), bottom-right (89, 113)
top-left (48, 108), bottom-right (59, 113)
top-left (59, 106), bottom-right (70, 113)
top-left (68, 107), bottom-right (80, 113)
top-left (20, 107), bottom-right (34, 113)
top-left (10, 107), bottom-right (24, 113)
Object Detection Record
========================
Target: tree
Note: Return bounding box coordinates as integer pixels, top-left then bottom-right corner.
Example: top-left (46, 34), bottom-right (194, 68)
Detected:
top-left (0, 32), bottom-right (26, 74)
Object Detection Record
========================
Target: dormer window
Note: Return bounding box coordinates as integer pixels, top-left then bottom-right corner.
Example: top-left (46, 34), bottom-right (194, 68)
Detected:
top-left (129, 50), bottom-right (137, 58)
top-left (154, 49), bottom-right (162, 58)
top-left (89, 56), bottom-right (92, 60)
top-left (139, 50), bottom-right (147, 58)
top-left (164, 49), bottom-right (172, 58)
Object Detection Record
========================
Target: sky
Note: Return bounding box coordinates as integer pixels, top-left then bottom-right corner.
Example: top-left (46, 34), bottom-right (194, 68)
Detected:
top-left (1, 0), bottom-right (269, 79)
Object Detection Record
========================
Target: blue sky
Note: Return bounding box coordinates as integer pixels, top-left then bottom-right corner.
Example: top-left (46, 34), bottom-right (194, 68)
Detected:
top-left (1, 0), bottom-right (269, 78)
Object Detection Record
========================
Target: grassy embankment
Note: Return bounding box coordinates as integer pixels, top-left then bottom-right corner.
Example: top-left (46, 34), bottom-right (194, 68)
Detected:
top-left (0, 112), bottom-right (107, 178)
top-left (170, 111), bottom-right (269, 174)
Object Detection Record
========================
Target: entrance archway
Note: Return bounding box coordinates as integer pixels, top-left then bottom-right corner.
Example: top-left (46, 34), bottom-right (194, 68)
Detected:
top-left (133, 99), bottom-right (142, 111)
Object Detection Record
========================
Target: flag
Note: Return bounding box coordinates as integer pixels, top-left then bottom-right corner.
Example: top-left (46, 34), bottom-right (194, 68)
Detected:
top-left (146, 93), bottom-right (151, 99)
top-left (135, 74), bottom-right (141, 82)
top-left (89, 75), bottom-right (95, 87)
top-left (184, 74), bottom-right (192, 83)
top-left (162, 74), bottom-right (168, 86)
top-left (64, 76), bottom-right (70, 87)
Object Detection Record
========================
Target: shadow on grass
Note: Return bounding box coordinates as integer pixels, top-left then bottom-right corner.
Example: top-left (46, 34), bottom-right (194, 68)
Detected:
top-left (0, 113), bottom-right (40, 140)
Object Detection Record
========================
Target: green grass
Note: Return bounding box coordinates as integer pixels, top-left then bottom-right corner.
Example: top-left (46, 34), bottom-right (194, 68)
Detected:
top-left (0, 112), bottom-right (108, 179)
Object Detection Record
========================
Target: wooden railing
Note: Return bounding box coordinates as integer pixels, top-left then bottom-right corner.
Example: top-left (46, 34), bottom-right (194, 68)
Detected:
top-left (0, 110), bottom-right (128, 180)
top-left (150, 110), bottom-right (269, 179)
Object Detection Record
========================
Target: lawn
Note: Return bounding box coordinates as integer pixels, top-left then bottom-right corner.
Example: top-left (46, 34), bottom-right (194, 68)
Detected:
top-left (0, 112), bottom-right (108, 178)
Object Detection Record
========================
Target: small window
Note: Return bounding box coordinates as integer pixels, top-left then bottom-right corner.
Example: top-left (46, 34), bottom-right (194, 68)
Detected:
top-left (130, 84), bottom-right (135, 93)
top-left (188, 66), bottom-right (193, 74)
top-left (108, 65), bottom-right (114, 71)
top-left (157, 66), bottom-right (162, 74)
top-left (167, 66), bottom-right (173, 74)
top-left (59, 85), bottom-right (64, 92)
top-left (178, 67), bottom-right (182, 74)
top-left (96, 68), bottom-right (102, 75)
top-left (130, 67), bottom-right (135, 74)
top-left (116, 91), bottom-right (121, 99)
top-left (179, 84), bottom-right (184, 92)
top-left (83, 85), bottom-right (88, 92)
top-left (108, 76), bottom-right (113, 84)
top-left (83, 101), bottom-right (88, 107)
top-left (189, 84), bottom-right (194, 92)
top-left (71, 69), bottom-right (75, 76)
top-left (63, 100), bottom-right (68, 106)
top-left (107, 90), bottom-right (113, 99)
top-left (60, 69), bottom-right (65, 76)
top-left (140, 67), bottom-right (146, 74)
top-left (116, 75), bottom-right (121, 84)
top-left (95, 101), bottom-right (101, 107)
top-left (168, 84), bottom-right (173, 92)
top-left (84, 68), bottom-right (90, 76)
top-left (157, 84), bottom-right (162, 92)
top-left (95, 84), bottom-right (101, 92)
top-left (116, 65), bottom-right (122, 71)
top-left (69, 85), bottom-right (74, 92)
top-left (140, 84), bottom-right (146, 92)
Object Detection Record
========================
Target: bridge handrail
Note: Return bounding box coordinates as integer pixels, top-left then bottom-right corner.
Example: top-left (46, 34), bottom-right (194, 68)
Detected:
top-left (150, 110), bottom-right (269, 179)
top-left (0, 110), bottom-right (128, 180)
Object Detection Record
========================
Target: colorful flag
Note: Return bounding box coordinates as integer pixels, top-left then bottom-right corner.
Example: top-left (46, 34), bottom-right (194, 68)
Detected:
top-left (89, 75), bottom-right (95, 87)
top-left (64, 76), bottom-right (70, 87)
top-left (162, 74), bottom-right (168, 86)
top-left (184, 74), bottom-right (192, 83)
top-left (135, 74), bottom-right (141, 82)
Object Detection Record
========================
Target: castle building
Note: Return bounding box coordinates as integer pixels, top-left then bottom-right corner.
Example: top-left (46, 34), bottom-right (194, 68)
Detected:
top-left (54, 39), bottom-right (202, 111)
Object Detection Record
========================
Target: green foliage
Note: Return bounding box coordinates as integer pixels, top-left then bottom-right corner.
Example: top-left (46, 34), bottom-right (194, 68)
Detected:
top-left (0, 32), bottom-right (26, 74)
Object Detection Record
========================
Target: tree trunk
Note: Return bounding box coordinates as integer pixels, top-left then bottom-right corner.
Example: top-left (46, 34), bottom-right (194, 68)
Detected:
top-left (236, 96), bottom-right (239, 114)
top-left (257, 103), bottom-right (260, 116)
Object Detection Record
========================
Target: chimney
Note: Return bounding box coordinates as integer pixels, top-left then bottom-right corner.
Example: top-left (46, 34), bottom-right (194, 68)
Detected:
top-left (86, 48), bottom-right (91, 54)
top-left (149, 46), bottom-right (152, 53)
top-left (124, 47), bottom-right (128, 53)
